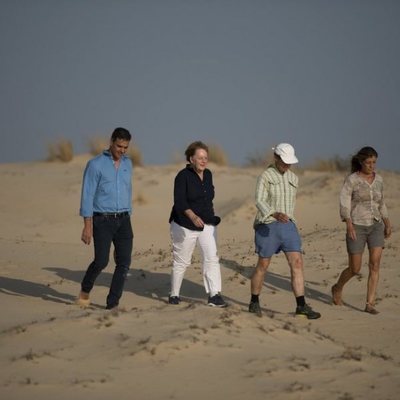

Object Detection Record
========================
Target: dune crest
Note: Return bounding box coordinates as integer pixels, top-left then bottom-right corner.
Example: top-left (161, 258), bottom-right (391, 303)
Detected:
top-left (0, 162), bottom-right (399, 399)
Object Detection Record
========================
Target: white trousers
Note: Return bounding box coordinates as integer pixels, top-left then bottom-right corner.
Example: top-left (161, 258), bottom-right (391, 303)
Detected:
top-left (170, 221), bottom-right (222, 297)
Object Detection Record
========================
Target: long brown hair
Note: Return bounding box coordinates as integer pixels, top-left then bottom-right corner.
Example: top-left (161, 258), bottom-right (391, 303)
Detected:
top-left (351, 146), bottom-right (378, 173)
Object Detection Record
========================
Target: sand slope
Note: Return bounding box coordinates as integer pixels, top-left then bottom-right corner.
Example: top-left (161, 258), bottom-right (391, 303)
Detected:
top-left (0, 158), bottom-right (399, 400)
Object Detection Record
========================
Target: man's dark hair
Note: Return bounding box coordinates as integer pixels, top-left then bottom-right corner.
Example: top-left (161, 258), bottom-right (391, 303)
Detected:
top-left (111, 127), bottom-right (131, 142)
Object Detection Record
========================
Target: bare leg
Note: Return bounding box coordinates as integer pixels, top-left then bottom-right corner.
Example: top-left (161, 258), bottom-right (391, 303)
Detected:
top-left (285, 252), bottom-right (321, 319)
top-left (251, 256), bottom-right (271, 295)
top-left (285, 252), bottom-right (304, 297)
top-left (366, 247), bottom-right (383, 310)
top-left (332, 253), bottom-right (362, 305)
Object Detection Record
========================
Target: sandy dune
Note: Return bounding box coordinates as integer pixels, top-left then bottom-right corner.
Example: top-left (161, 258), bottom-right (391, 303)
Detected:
top-left (0, 157), bottom-right (399, 400)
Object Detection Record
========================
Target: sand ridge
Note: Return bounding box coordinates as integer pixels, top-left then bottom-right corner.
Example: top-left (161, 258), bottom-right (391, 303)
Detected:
top-left (0, 159), bottom-right (399, 399)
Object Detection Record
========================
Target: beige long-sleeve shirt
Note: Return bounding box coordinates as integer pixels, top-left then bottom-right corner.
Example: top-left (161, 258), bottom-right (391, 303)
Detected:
top-left (339, 172), bottom-right (389, 226)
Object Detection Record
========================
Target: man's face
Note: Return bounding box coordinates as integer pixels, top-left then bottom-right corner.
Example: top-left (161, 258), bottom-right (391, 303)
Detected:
top-left (109, 138), bottom-right (130, 161)
top-left (275, 156), bottom-right (291, 174)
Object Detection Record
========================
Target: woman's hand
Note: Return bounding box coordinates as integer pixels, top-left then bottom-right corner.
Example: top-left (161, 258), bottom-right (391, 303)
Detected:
top-left (384, 223), bottom-right (392, 239)
top-left (191, 214), bottom-right (204, 228)
top-left (346, 220), bottom-right (356, 241)
top-left (185, 209), bottom-right (205, 228)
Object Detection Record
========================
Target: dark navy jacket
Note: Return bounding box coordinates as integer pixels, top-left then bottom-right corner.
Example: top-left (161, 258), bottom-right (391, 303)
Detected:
top-left (169, 165), bottom-right (221, 231)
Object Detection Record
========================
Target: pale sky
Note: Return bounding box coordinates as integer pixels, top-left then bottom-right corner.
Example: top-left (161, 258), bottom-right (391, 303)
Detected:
top-left (1, 0), bottom-right (399, 170)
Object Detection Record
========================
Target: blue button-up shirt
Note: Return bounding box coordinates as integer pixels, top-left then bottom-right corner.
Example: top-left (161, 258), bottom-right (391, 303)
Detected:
top-left (79, 150), bottom-right (133, 217)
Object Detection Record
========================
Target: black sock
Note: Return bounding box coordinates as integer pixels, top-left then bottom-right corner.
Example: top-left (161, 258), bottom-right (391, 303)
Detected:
top-left (296, 296), bottom-right (306, 307)
top-left (251, 294), bottom-right (259, 303)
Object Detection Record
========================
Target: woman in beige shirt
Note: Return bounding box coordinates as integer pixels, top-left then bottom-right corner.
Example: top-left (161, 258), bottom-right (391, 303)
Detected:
top-left (332, 146), bottom-right (391, 314)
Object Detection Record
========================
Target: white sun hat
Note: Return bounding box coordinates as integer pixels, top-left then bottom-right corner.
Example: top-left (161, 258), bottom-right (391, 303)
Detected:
top-left (272, 143), bottom-right (298, 164)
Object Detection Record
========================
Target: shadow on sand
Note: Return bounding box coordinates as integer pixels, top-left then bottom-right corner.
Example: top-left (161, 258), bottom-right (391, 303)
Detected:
top-left (44, 266), bottom-right (212, 306)
top-left (0, 276), bottom-right (76, 305)
top-left (1, 259), bottom-right (360, 311)
top-left (221, 257), bottom-right (334, 306)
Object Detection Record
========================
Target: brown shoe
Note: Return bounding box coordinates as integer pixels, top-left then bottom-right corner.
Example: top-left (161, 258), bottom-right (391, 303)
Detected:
top-left (76, 291), bottom-right (90, 307)
top-left (331, 284), bottom-right (343, 306)
top-left (365, 304), bottom-right (379, 315)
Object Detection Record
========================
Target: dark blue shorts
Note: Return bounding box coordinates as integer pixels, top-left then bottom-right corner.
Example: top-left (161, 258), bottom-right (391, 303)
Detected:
top-left (255, 221), bottom-right (302, 258)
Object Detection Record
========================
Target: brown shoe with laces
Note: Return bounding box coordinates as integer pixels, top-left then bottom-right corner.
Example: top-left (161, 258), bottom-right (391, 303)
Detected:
top-left (76, 291), bottom-right (90, 307)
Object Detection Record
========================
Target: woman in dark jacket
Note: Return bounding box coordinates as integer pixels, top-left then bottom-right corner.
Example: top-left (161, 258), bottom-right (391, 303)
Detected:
top-left (168, 141), bottom-right (227, 307)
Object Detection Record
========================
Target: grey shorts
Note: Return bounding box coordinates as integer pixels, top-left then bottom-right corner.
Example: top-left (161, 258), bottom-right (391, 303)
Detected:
top-left (346, 221), bottom-right (385, 254)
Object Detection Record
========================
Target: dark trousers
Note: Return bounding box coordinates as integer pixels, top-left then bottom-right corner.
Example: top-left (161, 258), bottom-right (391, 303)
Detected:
top-left (81, 214), bottom-right (133, 308)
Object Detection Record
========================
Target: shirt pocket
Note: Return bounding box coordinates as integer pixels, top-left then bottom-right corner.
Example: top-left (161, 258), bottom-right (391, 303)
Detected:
top-left (120, 168), bottom-right (131, 189)
top-left (288, 177), bottom-right (298, 189)
top-left (267, 174), bottom-right (281, 185)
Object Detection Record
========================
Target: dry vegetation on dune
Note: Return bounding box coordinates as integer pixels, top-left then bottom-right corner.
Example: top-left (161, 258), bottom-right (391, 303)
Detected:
top-left (307, 155), bottom-right (351, 172)
top-left (245, 148), bottom-right (272, 167)
top-left (45, 137), bottom-right (355, 174)
top-left (46, 136), bottom-right (144, 166)
top-left (245, 150), bottom-right (351, 172)
top-left (207, 143), bottom-right (229, 166)
top-left (88, 136), bottom-right (143, 166)
top-left (171, 143), bottom-right (230, 166)
top-left (47, 139), bottom-right (74, 162)
top-left (0, 161), bottom-right (399, 400)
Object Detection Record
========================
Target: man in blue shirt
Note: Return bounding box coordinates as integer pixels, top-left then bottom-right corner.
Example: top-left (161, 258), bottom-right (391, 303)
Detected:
top-left (77, 127), bottom-right (133, 310)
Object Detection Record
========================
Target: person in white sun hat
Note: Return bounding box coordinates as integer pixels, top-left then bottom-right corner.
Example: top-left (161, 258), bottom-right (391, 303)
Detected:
top-left (248, 143), bottom-right (321, 319)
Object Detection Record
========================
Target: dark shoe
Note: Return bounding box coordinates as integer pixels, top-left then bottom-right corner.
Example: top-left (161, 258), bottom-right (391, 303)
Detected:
top-left (106, 303), bottom-right (118, 310)
top-left (295, 304), bottom-right (321, 319)
top-left (365, 304), bottom-right (379, 315)
top-left (168, 296), bottom-right (180, 305)
top-left (249, 301), bottom-right (262, 317)
top-left (207, 294), bottom-right (228, 308)
top-left (331, 284), bottom-right (343, 306)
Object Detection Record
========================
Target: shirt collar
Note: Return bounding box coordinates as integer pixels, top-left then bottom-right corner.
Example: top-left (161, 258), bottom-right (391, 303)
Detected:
top-left (186, 163), bottom-right (196, 172)
top-left (103, 150), bottom-right (127, 161)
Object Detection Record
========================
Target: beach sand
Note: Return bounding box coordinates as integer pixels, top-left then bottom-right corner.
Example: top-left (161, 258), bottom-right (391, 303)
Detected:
top-left (1, 157), bottom-right (399, 400)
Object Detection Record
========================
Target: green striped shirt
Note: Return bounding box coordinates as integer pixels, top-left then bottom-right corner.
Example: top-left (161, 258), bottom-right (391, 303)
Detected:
top-left (254, 164), bottom-right (299, 227)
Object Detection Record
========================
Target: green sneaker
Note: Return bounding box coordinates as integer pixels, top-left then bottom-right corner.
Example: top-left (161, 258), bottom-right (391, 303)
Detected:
top-left (249, 301), bottom-right (262, 317)
top-left (295, 304), bottom-right (321, 319)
